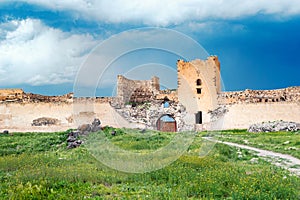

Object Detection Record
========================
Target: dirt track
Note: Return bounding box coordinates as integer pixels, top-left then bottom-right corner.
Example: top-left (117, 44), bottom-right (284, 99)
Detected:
top-left (203, 137), bottom-right (300, 176)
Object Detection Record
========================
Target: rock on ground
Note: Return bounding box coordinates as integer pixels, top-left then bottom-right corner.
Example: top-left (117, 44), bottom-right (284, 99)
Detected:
top-left (32, 117), bottom-right (60, 126)
top-left (67, 118), bottom-right (102, 149)
top-left (248, 121), bottom-right (300, 133)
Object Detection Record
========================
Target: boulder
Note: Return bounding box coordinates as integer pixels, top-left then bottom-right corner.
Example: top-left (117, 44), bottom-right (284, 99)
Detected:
top-left (78, 118), bottom-right (101, 134)
top-left (78, 124), bottom-right (91, 133)
top-left (67, 140), bottom-right (83, 149)
top-left (92, 118), bottom-right (101, 126)
top-left (91, 118), bottom-right (101, 132)
top-left (68, 130), bottom-right (80, 138)
top-left (67, 136), bottom-right (77, 143)
top-left (140, 129), bottom-right (146, 133)
top-left (67, 118), bottom-right (102, 149)
top-left (32, 117), bottom-right (60, 126)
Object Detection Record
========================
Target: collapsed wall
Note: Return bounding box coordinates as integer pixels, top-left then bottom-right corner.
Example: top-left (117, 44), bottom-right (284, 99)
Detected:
top-left (0, 89), bottom-right (24, 102)
top-left (0, 89), bottom-right (74, 103)
top-left (115, 75), bottom-right (160, 107)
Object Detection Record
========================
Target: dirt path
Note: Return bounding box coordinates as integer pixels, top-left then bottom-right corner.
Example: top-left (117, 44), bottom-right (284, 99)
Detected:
top-left (203, 137), bottom-right (300, 176)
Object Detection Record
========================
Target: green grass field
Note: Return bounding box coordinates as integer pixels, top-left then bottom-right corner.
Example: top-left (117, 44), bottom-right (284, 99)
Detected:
top-left (218, 130), bottom-right (300, 159)
top-left (0, 128), bottom-right (299, 199)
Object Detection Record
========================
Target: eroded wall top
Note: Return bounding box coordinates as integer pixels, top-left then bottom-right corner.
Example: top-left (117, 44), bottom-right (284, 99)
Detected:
top-left (219, 86), bottom-right (300, 105)
top-left (116, 75), bottom-right (160, 105)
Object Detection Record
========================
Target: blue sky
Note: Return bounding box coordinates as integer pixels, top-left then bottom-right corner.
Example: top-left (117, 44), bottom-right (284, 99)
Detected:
top-left (0, 0), bottom-right (299, 96)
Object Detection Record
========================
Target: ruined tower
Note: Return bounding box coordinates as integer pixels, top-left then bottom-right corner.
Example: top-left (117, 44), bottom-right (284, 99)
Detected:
top-left (116, 75), bottom-right (160, 105)
top-left (177, 56), bottom-right (221, 126)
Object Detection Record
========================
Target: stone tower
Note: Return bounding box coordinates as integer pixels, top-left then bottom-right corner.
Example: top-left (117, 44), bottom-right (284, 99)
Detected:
top-left (177, 56), bottom-right (221, 126)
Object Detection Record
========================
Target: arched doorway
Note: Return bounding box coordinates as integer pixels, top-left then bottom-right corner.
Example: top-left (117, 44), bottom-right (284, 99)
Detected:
top-left (156, 115), bottom-right (177, 132)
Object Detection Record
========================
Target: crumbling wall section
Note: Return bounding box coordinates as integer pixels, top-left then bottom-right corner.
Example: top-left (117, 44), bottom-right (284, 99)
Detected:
top-left (0, 89), bottom-right (74, 103)
top-left (0, 89), bottom-right (24, 102)
top-left (218, 87), bottom-right (300, 105)
top-left (24, 92), bottom-right (74, 103)
top-left (114, 100), bottom-right (192, 131)
top-left (116, 75), bottom-right (160, 106)
top-left (0, 90), bottom-right (114, 104)
top-left (156, 89), bottom-right (178, 102)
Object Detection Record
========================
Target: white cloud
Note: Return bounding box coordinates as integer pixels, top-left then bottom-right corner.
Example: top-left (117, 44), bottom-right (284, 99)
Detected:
top-left (0, 18), bottom-right (98, 86)
top-left (22, 0), bottom-right (300, 26)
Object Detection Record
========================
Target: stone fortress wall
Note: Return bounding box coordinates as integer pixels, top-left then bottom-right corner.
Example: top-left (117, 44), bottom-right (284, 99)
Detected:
top-left (0, 86), bottom-right (299, 132)
top-left (216, 87), bottom-right (300, 130)
top-left (0, 89), bottom-right (121, 132)
top-left (220, 102), bottom-right (300, 130)
top-left (0, 56), bottom-right (299, 132)
top-left (0, 101), bottom-right (132, 132)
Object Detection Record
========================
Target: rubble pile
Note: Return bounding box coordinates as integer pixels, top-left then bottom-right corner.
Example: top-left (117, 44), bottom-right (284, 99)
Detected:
top-left (67, 118), bottom-right (102, 149)
top-left (248, 121), bottom-right (300, 133)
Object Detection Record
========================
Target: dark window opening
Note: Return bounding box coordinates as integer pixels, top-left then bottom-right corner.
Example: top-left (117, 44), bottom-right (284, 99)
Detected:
top-left (196, 79), bottom-right (202, 86)
top-left (197, 88), bottom-right (202, 94)
top-left (196, 111), bottom-right (202, 124)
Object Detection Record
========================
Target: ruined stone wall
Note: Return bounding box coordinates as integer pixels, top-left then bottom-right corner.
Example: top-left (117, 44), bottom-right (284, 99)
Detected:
top-left (114, 100), bottom-right (192, 131)
top-left (0, 89), bottom-right (24, 102)
top-left (218, 87), bottom-right (300, 105)
top-left (116, 75), bottom-right (160, 105)
top-left (0, 89), bottom-right (74, 104)
top-left (0, 90), bottom-right (114, 104)
top-left (24, 92), bottom-right (74, 103)
top-left (118, 75), bottom-right (160, 103)
top-left (156, 90), bottom-right (178, 102)
top-left (74, 97), bottom-right (114, 104)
